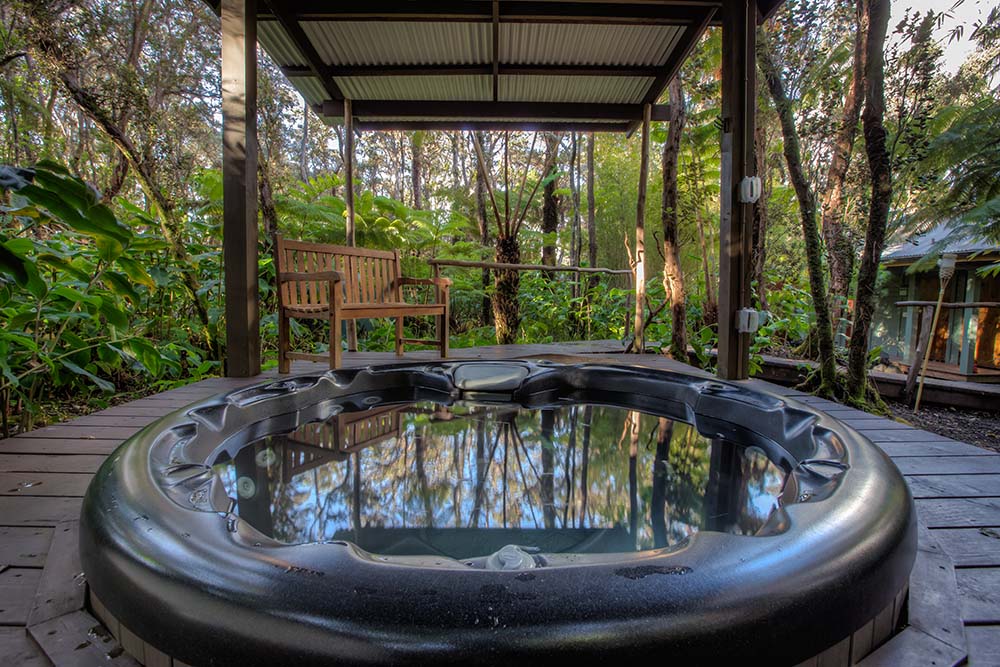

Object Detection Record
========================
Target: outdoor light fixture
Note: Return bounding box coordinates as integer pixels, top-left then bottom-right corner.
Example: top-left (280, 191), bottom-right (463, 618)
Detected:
top-left (914, 253), bottom-right (959, 412)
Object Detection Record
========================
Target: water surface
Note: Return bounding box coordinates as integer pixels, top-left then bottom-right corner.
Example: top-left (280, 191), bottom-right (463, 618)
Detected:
top-left (214, 402), bottom-right (786, 558)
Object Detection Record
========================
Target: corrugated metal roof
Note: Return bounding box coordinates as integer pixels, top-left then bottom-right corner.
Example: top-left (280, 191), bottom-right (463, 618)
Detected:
top-left (500, 24), bottom-right (683, 66)
top-left (357, 116), bottom-right (623, 124)
top-left (337, 76), bottom-right (492, 101)
top-left (258, 20), bottom-right (307, 68)
top-left (499, 75), bottom-right (652, 103)
top-left (882, 222), bottom-right (1000, 263)
top-left (296, 77), bottom-right (328, 106)
top-left (301, 21), bottom-right (491, 65)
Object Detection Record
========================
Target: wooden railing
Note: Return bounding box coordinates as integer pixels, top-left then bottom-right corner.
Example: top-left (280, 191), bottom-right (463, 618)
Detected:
top-left (428, 258), bottom-right (635, 336)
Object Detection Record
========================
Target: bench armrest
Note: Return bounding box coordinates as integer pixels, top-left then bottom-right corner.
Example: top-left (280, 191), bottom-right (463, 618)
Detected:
top-left (279, 270), bottom-right (344, 283)
top-left (397, 277), bottom-right (452, 288)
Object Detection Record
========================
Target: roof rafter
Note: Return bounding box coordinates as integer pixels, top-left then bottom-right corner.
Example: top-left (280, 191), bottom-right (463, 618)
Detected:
top-left (256, 1), bottom-right (721, 25)
top-left (320, 100), bottom-right (671, 122)
top-left (281, 64), bottom-right (661, 78)
top-left (261, 0), bottom-right (343, 100)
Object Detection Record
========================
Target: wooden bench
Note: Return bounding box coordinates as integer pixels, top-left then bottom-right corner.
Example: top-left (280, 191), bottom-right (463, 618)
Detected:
top-left (274, 236), bottom-right (450, 371)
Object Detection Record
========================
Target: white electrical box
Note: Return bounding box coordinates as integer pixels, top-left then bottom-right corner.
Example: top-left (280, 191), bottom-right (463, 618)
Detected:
top-left (739, 176), bottom-right (762, 204)
top-left (737, 308), bottom-right (762, 334)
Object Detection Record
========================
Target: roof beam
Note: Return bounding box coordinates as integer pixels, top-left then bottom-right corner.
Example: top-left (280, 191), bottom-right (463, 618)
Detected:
top-left (282, 64), bottom-right (660, 78)
top-left (641, 7), bottom-right (716, 104)
top-left (257, 1), bottom-right (720, 25)
top-left (261, 0), bottom-right (342, 99)
top-left (320, 100), bottom-right (671, 121)
top-left (354, 120), bottom-right (632, 132)
top-left (624, 5), bottom-right (714, 134)
top-left (491, 0), bottom-right (500, 101)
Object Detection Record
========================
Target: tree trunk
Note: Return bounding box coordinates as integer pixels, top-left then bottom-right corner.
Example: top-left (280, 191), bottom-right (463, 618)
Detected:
top-left (661, 78), bottom-right (688, 361)
top-left (541, 133), bottom-right (560, 270)
top-left (821, 0), bottom-right (868, 324)
top-left (586, 132), bottom-right (599, 290)
top-left (475, 132), bottom-right (493, 325)
top-left (493, 235), bottom-right (521, 344)
top-left (411, 131), bottom-right (424, 209)
top-left (299, 100), bottom-right (310, 181)
top-left (847, 0), bottom-right (891, 401)
top-left (751, 124), bottom-right (768, 311)
top-left (757, 33), bottom-right (838, 394)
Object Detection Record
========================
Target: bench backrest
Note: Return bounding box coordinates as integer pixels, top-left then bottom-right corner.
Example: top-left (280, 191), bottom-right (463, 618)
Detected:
top-left (275, 236), bottom-right (402, 306)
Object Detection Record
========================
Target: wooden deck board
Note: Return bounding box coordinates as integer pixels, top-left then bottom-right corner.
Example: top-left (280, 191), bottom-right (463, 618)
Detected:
top-left (907, 474), bottom-right (1000, 498)
top-left (0, 527), bottom-right (52, 568)
top-left (955, 568), bottom-right (1000, 623)
top-left (0, 627), bottom-right (51, 667)
top-left (0, 439), bottom-right (124, 456)
top-left (0, 455), bottom-right (107, 474)
top-left (0, 473), bottom-right (93, 497)
top-left (0, 342), bottom-right (996, 666)
top-left (931, 528), bottom-right (1000, 567)
top-left (0, 497), bottom-right (83, 526)
top-left (0, 567), bottom-right (43, 625)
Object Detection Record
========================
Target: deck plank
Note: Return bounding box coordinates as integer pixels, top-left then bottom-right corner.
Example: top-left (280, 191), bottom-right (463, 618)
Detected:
top-left (0, 439), bottom-right (123, 456)
top-left (955, 567), bottom-right (1000, 623)
top-left (0, 497), bottom-right (83, 526)
top-left (15, 426), bottom-right (144, 440)
top-left (877, 440), bottom-right (990, 458)
top-left (916, 498), bottom-right (1000, 528)
top-left (895, 457), bottom-right (1000, 475)
top-left (966, 625), bottom-right (1000, 666)
top-left (0, 527), bottom-right (53, 568)
top-left (28, 521), bottom-right (85, 626)
top-left (907, 475), bottom-right (1000, 499)
top-left (0, 567), bottom-right (43, 625)
top-left (0, 627), bottom-right (51, 667)
top-left (931, 528), bottom-right (1000, 567)
top-left (0, 455), bottom-right (107, 474)
top-left (28, 610), bottom-right (139, 667)
top-left (0, 473), bottom-right (93, 497)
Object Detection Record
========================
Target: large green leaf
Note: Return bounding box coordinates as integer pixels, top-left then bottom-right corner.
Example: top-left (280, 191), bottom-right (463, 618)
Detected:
top-left (59, 359), bottom-right (115, 393)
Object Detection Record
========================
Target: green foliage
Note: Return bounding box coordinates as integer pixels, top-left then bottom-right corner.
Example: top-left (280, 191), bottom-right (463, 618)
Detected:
top-left (0, 163), bottom-right (218, 433)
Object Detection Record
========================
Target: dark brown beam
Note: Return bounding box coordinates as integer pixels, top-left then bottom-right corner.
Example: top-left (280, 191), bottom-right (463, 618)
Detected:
top-left (221, 0), bottom-right (260, 377)
top-left (261, 0), bottom-right (342, 99)
top-left (716, 0), bottom-right (756, 380)
top-left (282, 63), bottom-right (661, 78)
top-left (492, 0), bottom-right (500, 101)
top-left (623, 5), bottom-right (715, 134)
top-left (257, 1), bottom-right (720, 24)
top-left (354, 120), bottom-right (631, 132)
top-left (321, 100), bottom-right (671, 121)
top-left (641, 7), bottom-right (716, 104)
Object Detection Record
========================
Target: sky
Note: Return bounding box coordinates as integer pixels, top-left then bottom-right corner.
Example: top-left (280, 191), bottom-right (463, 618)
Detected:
top-left (899, 0), bottom-right (996, 72)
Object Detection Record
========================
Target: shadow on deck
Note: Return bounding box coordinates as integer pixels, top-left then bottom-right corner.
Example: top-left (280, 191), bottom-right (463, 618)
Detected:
top-left (1, 340), bottom-right (997, 666)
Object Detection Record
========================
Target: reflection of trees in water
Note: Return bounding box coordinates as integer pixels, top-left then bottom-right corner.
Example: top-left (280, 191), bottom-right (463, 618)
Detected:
top-left (221, 403), bottom-right (785, 551)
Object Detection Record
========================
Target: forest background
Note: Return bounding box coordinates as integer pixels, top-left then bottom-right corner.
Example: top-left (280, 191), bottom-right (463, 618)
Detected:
top-left (1, 0), bottom-right (998, 433)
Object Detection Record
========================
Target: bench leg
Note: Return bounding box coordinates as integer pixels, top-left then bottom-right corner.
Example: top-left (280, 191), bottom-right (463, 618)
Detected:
top-left (330, 315), bottom-right (342, 370)
top-left (439, 308), bottom-right (449, 359)
top-left (395, 316), bottom-right (404, 356)
top-left (278, 311), bottom-right (290, 374)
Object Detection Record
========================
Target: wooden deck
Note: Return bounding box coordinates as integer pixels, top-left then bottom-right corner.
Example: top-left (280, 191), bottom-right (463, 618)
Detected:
top-left (1, 340), bottom-right (997, 666)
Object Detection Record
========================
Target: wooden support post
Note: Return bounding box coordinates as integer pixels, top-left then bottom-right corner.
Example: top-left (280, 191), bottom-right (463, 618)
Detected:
top-left (633, 103), bottom-right (651, 353)
top-left (717, 0), bottom-right (756, 380)
top-left (959, 273), bottom-right (980, 376)
top-left (902, 272), bottom-right (917, 363)
top-left (344, 98), bottom-right (358, 351)
top-left (222, 0), bottom-right (261, 377)
top-left (903, 305), bottom-right (934, 403)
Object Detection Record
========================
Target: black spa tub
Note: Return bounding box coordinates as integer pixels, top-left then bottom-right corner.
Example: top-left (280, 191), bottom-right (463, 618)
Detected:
top-left (79, 361), bottom-right (916, 666)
